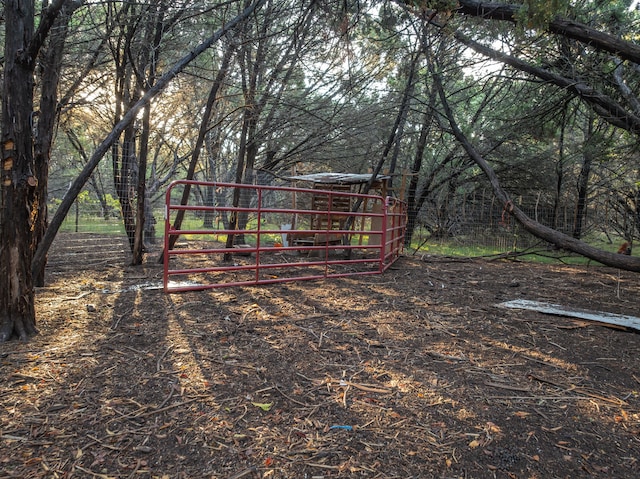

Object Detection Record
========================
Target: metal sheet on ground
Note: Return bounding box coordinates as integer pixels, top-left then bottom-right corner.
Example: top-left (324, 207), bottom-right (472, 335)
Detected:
top-left (498, 299), bottom-right (640, 331)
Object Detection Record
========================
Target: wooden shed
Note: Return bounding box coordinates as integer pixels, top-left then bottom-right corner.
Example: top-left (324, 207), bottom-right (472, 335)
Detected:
top-left (285, 173), bottom-right (390, 247)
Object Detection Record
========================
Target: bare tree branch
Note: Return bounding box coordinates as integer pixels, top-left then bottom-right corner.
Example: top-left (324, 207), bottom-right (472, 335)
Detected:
top-left (454, 31), bottom-right (640, 135)
top-left (25, 0), bottom-right (79, 66)
top-left (453, 0), bottom-right (640, 64)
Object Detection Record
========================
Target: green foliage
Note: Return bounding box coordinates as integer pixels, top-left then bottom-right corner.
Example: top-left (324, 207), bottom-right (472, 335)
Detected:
top-left (412, 241), bottom-right (503, 258)
top-left (515, 0), bottom-right (569, 27)
top-left (411, 238), bottom-right (632, 265)
top-left (410, 0), bottom-right (459, 10)
top-left (58, 215), bottom-right (126, 235)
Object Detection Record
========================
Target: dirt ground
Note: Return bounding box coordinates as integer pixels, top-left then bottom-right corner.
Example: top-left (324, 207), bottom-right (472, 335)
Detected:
top-left (1, 234), bottom-right (640, 479)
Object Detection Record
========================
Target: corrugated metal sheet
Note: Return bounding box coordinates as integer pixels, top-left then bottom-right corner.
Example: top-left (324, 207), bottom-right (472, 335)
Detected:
top-left (286, 173), bottom-right (390, 185)
top-left (499, 299), bottom-right (640, 331)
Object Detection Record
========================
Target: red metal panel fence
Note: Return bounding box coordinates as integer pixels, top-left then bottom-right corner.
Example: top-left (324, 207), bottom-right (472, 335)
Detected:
top-left (163, 180), bottom-right (406, 292)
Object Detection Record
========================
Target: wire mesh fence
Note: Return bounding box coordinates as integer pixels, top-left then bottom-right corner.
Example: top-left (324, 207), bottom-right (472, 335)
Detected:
top-left (47, 186), bottom-right (635, 267)
top-left (404, 189), bottom-right (633, 258)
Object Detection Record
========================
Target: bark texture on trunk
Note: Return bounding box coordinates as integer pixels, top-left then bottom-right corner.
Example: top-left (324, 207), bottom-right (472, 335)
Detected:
top-left (1, 0), bottom-right (38, 341)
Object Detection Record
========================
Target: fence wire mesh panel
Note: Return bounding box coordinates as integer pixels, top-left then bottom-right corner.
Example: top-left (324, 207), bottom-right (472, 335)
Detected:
top-left (404, 187), bottom-right (635, 257)
top-left (46, 181), bottom-right (634, 275)
top-left (162, 181), bottom-right (406, 292)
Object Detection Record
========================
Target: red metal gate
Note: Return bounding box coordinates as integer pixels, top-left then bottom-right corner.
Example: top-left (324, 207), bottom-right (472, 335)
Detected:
top-left (163, 180), bottom-right (406, 292)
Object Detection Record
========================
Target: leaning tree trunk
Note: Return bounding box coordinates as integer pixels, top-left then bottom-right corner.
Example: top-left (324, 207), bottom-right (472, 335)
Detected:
top-left (433, 70), bottom-right (640, 272)
top-left (160, 42), bottom-right (236, 261)
top-left (454, 0), bottom-right (640, 65)
top-left (0, 1), bottom-right (39, 341)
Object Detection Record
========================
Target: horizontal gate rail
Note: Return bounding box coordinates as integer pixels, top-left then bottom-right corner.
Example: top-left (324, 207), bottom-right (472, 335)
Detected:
top-left (163, 180), bottom-right (406, 292)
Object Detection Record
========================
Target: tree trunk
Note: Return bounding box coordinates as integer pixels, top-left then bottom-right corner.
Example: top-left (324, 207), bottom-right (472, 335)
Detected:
top-left (388, 52), bottom-right (418, 190)
top-left (133, 1), bottom-right (167, 265)
top-left (405, 109), bottom-right (431, 246)
top-left (32, 1), bottom-right (79, 287)
top-left (573, 115), bottom-right (594, 239)
top-left (347, 51), bottom-right (421, 230)
top-left (225, 31), bottom-right (262, 253)
top-left (405, 73), bottom-right (438, 246)
top-left (202, 126), bottom-right (225, 229)
top-left (117, 123), bottom-right (138, 251)
top-left (1, 0), bottom-right (38, 341)
top-left (133, 101), bottom-right (151, 264)
top-left (236, 21), bottom-right (267, 239)
top-left (552, 105), bottom-right (567, 231)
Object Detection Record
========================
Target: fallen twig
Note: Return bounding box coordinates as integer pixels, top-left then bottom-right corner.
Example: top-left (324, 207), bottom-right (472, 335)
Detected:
top-left (529, 374), bottom-right (627, 405)
top-left (62, 291), bottom-right (93, 301)
top-left (225, 466), bottom-right (257, 479)
top-left (274, 385), bottom-right (313, 407)
top-left (74, 465), bottom-right (116, 479)
top-left (345, 382), bottom-right (392, 394)
top-left (157, 346), bottom-right (173, 372)
top-left (484, 381), bottom-right (531, 392)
